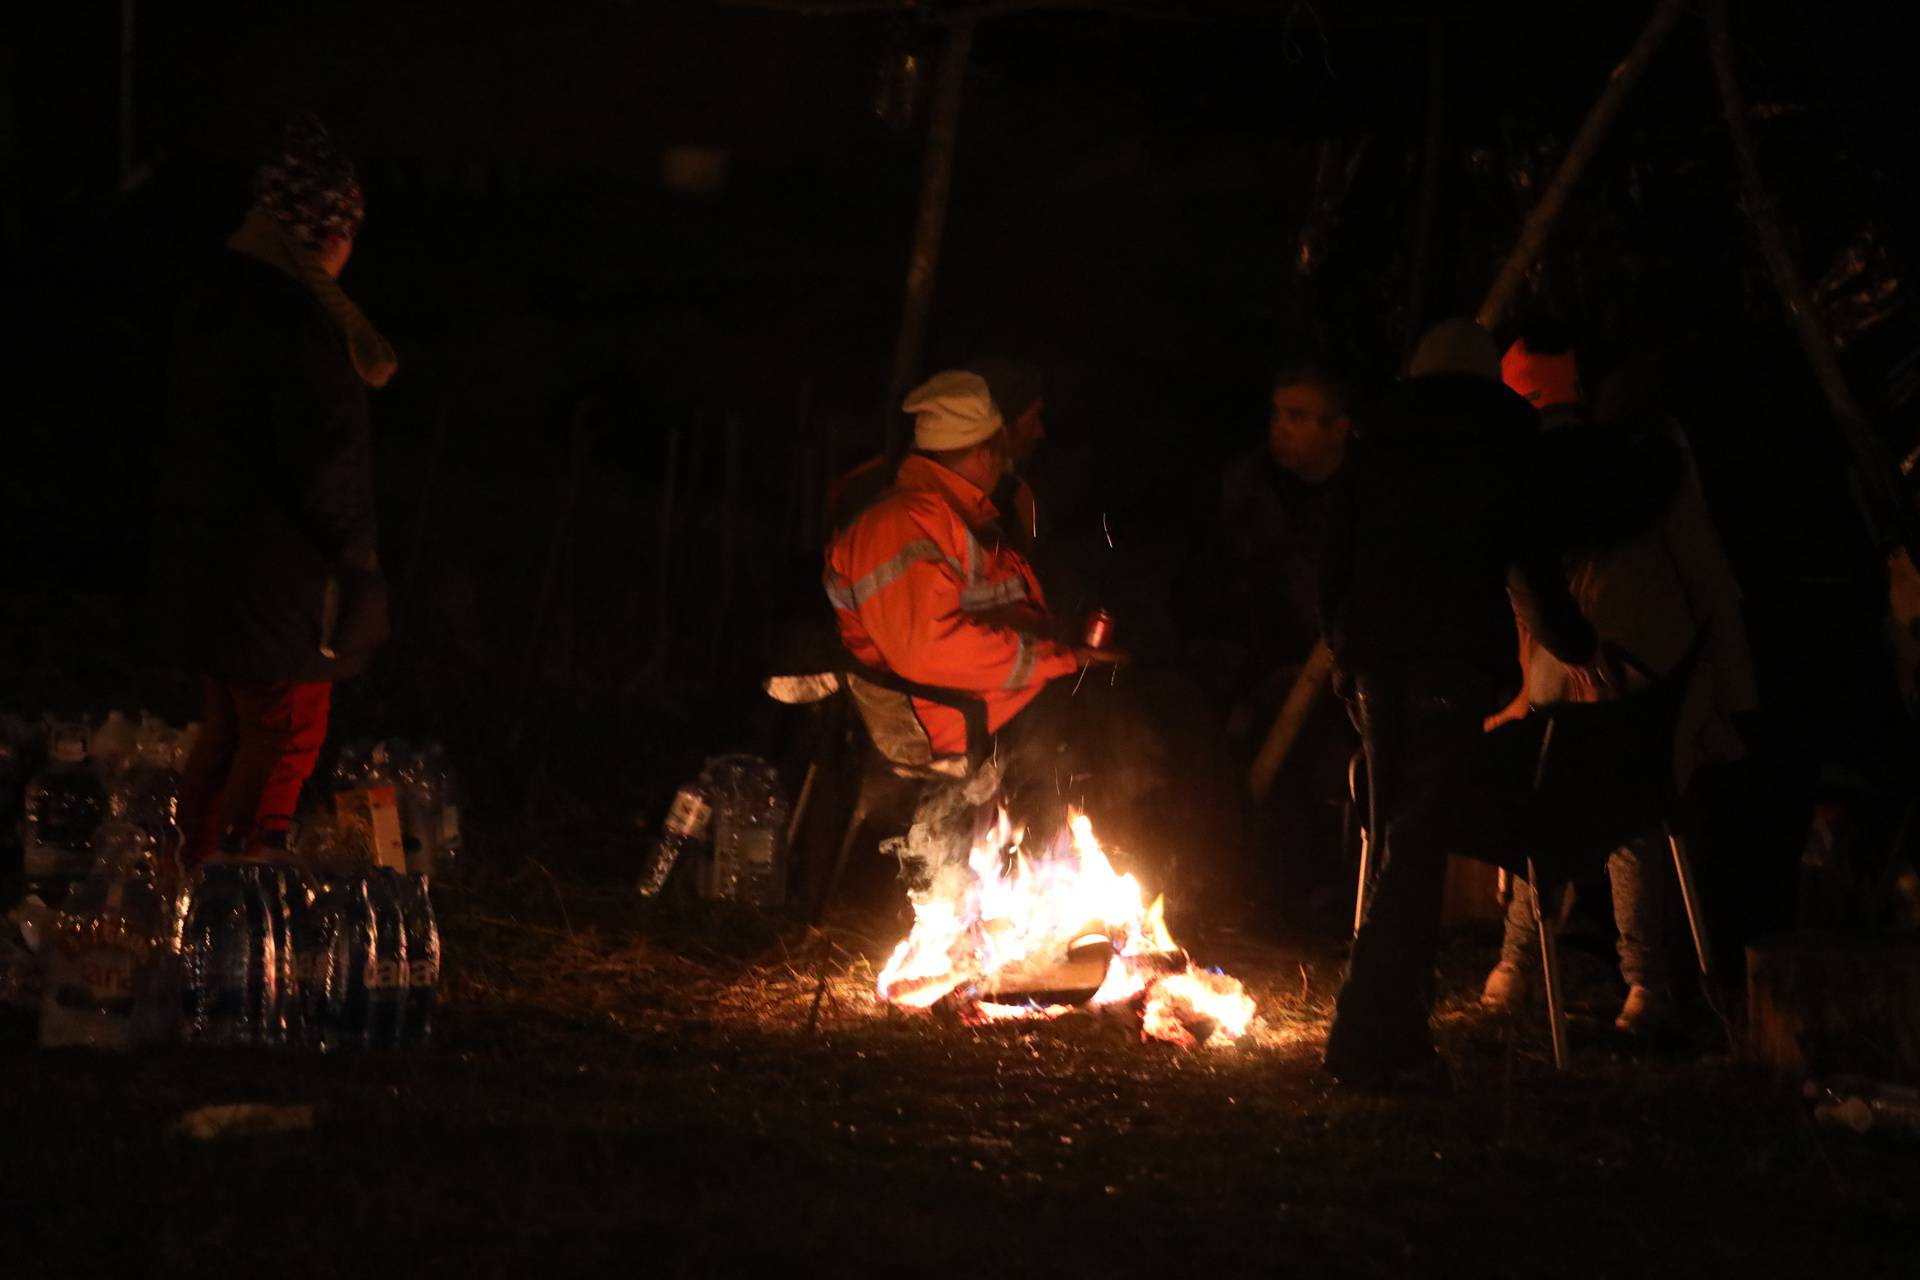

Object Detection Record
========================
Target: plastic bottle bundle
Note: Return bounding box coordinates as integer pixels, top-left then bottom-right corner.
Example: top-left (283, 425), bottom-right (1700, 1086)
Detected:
top-left (295, 822), bottom-right (437, 1050)
top-left (703, 755), bottom-right (789, 908)
top-left (178, 854), bottom-right (279, 1047)
top-left (22, 724), bottom-right (109, 895)
top-left (38, 822), bottom-right (171, 1050)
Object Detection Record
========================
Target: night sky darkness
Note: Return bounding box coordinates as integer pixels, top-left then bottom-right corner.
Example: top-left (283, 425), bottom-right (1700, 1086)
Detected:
top-left (2, 1), bottom-right (1915, 847)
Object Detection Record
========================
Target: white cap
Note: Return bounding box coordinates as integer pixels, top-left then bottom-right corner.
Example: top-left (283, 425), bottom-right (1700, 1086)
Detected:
top-left (903, 370), bottom-right (1004, 452)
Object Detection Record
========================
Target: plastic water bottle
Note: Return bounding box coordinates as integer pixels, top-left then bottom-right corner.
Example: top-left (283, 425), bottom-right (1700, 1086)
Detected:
top-left (246, 860), bottom-right (298, 1047)
top-left (706, 756), bottom-right (788, 907)
top-left (422, 744), bottom-right (462, 874)
top-left (639, 781), bottom-right (712, 898)
top-left (23, 724), bottom-right (109, 897)
top-left (400, 873), bottom-right (440, 1042)
top-left (180, 857), bottom-right (277, 1047)
top-left (313, 868), bottom-right (377, 1050)
top-left (276, 857), bottom-right (332, 1049)
top-left (111, 733), bottom-right (183, 877)
top-left (1809, 1077), bottom-right (1920, 1135)
top-left (38, 822), bottom-right (168, 1050)
top-left (396, 743), bottom-right (458, 876)
top-left (365, 868), bottom-right (410, 1048)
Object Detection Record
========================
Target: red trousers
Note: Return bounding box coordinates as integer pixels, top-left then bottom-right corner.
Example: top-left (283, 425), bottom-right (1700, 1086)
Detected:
top-left (179, 678), bottom-right (332, 863)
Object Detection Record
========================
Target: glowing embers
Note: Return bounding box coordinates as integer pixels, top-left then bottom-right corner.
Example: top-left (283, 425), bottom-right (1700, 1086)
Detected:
top-left (874, 809), bottom-right (1254, 1048)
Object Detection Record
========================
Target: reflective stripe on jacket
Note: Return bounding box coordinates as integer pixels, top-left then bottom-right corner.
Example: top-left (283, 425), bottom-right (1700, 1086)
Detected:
top-left (824, 455), bottom-right (1077, 754)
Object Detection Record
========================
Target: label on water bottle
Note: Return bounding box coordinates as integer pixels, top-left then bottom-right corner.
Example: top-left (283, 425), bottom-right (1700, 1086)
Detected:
top-left (368, 957), bottom-right (408, 991)
top-left (409, 958), bottom-right (439, 989)
top-left (741, 828), bottom-right (777, 869)
top-left (664, 787), bottom-right (712, 840)
top-left (335, 787), bottom-right (407, 871)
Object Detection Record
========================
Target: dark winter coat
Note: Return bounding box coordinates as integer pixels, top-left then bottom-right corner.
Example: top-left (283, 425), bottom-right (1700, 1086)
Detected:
top-left (1319, 372), bottom-right (1595, 690)
top-left (161, 251), bottom-right (387, 683)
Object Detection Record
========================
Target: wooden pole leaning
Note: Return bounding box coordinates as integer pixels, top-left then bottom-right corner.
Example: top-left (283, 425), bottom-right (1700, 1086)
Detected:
top-left (884, 16), bottom-right (977, 454)
top-left (1476, 0), bottom-right (1686, 332)
top-left (1703, 0), bottom-right (1908, 552)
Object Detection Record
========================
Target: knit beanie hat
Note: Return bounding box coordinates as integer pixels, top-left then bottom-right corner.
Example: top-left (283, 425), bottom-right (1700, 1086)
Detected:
top-left (1501, 339), bottom-right (1581, 410)
top-left (252, 115), bottom-right (365, 249)
top-left (904, 371), bottom-right (1004, 451)
top-left (1408, 318), bottom-right (1501, 380)
top-left (965, 355), bottom-right (1045, 424)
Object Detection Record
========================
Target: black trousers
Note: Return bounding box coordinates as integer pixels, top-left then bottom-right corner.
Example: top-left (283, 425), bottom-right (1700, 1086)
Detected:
top-left (1325, 662), bottom-right (1512, 1068)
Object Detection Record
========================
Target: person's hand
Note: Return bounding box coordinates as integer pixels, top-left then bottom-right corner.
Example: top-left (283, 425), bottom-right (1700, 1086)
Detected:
top-left (1483, 691), bottom-right (1531, 733)
top-left (1073, 645), bottom-right (1131, 668)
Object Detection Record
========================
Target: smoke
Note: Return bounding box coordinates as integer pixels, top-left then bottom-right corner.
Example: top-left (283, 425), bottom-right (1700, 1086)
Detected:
top-left (880, 758), bottom-right (1004, 896)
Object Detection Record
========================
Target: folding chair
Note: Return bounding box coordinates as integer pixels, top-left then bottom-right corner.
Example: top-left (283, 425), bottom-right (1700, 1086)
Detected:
top-left (1348, 651), bottom-right (1717, 1072)
top-left (766, 664), bottom-right (988, 924)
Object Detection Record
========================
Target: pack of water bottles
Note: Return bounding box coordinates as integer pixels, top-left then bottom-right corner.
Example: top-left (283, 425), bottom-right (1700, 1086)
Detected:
top-left (1, 713), bottom-right (445, 1052)
top-left (330, 738), bottom-right (463, 877)
top-left (8, 711), bottom-right (194, 897)
top-left (638, 754), bottom-right (789, 908)
top-left (174, 823), bottom-right (441, 1051)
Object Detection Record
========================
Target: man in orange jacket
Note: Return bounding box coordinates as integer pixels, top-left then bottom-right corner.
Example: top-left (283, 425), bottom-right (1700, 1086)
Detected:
top-left (825, 370), bottom-right (1117, 761)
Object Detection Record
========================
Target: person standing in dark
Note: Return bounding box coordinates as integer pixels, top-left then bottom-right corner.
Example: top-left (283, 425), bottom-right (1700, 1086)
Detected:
top-left (163, 117), bottom-right (393, 862)
top-left (1319, 319), bottom-right (1605, 1087)
top-left (1201, 364), bottom-right (1355, 926)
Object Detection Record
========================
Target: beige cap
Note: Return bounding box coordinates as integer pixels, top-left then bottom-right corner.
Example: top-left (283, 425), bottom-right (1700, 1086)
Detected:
top-left (903, 370), bottom-right (1004, 451)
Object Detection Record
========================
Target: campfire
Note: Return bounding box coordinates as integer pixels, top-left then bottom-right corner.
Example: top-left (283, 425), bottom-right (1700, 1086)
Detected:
top-left (875, 809), bottom-right (1255, 1048)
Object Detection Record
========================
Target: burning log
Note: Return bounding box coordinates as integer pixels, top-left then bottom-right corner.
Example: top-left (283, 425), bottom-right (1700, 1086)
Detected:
top-left (873, 808), bottom-right (1255, 1047)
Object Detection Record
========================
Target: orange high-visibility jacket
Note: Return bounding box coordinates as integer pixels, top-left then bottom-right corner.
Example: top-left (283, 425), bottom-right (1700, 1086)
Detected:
top-left (825, 455), bottom-right (1078, 755)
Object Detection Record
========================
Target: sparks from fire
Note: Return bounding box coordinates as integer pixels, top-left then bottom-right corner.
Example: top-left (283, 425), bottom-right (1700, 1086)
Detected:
top-left (874, 809), bottom-right (1255, 1048)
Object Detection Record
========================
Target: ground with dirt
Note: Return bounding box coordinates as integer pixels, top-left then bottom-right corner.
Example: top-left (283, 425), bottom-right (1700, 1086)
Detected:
top-left (4, 879), bottom-right (1916, 1279)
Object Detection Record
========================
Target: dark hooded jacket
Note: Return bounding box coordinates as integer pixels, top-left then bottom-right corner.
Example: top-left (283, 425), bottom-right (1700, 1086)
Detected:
top-left (160, 251), bottom-right (386, 683)
top-left (1319, 372), bottom-right (1596, 688)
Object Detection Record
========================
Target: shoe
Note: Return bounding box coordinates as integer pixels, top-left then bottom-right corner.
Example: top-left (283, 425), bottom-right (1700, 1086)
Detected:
top-left (1318, 1044), bottom-right (1453, 1096)
top-left (1480, 962), bottom-right (1528, 1012)
top-left (1614, 983), bottom-right (1672, 1034)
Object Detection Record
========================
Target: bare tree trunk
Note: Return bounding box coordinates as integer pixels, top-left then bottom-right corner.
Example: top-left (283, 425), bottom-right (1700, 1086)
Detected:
top-left (885, 16), bottom-right (976, 453)
top-left (1705, 0), bottom-right (1908, 552)
top-left (1476, 0), bottom-right (1686, 332)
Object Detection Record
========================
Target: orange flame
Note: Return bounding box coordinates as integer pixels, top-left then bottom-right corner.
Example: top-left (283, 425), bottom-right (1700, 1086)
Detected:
top-left (874, 808), bottom-right (1254, 1047)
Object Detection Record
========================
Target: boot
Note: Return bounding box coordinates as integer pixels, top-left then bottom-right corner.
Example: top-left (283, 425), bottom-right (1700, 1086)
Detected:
top-left (1480, 961), bottom-right (1528, 1012)
top-left (1614, 983), bottom-right (1672, 1034)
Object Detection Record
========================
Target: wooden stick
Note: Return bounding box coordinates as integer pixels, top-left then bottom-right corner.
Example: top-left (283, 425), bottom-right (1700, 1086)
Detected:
top-left (1248, 639), bottom-right (1336, 803)
top-left (885, 16), bottom-right (976, 453)
top-left (1704, 0), bottom-right (1908, 551)
top-left (1476, 0), bottom-right (1686, 332)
